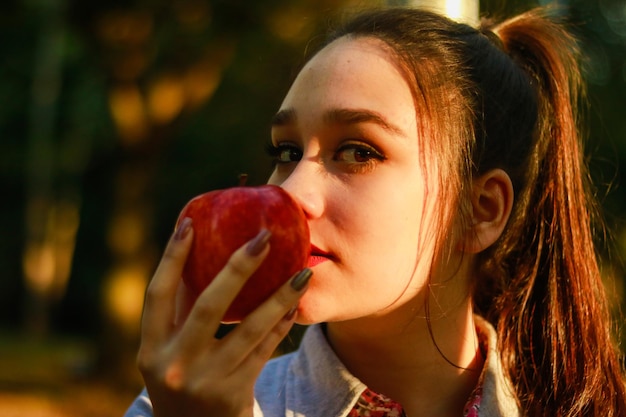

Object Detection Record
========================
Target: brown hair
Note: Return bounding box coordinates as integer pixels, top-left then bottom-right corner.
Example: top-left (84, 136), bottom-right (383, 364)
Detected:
top-left (325, 7), bottom-right (626, 416)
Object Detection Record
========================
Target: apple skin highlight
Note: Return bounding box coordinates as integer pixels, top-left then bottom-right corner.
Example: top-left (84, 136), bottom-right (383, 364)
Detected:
top-left (177, 185), bottom-right (310, 323)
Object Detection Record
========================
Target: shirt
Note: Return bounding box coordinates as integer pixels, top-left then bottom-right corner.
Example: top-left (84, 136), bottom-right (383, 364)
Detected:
top-left (124, 316), bottom-right (520, 417)
top-left (345, 323), bottom-right (489, 417)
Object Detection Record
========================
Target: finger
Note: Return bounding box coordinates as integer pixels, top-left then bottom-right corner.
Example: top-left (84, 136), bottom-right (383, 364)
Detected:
top-left (220, 268), bottom-right (312, 369)
top-left (231, 311), bottom-right (298, 382)
top-left (141, 218), bottom-right (194, 348)
top-left (174, 280), bottom-right (195, 329)
top-left (177, 229), bottom-right (272, 348)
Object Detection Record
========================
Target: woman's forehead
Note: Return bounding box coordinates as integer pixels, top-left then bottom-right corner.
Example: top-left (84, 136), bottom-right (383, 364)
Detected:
top-left (306, 35), bottom-right (397, 72)
top-left (283, 36), bottom-right (411, 107)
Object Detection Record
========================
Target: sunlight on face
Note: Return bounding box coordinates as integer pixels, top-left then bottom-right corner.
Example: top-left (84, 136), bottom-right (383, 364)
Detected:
top-left (268, 36), bottom-right (445, 324)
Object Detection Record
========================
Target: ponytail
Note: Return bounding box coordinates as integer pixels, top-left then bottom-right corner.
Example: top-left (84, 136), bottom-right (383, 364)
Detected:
top-left (477, 9), bottom-right (626, 416)
top-left (325, 7), bottom-right (626, 415)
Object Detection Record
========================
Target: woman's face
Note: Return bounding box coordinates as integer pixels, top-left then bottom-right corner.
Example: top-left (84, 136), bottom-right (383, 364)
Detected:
top-left (268, 36), bottom-right (445, 324)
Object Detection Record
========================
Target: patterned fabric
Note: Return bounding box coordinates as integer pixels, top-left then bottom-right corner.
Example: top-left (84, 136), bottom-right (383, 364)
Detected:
top-left (348, 389), bottom-right (405, 417)
top-left (463, 326), bottom-right (488, 417)
top-left (347, 325), bottom-right (489, 417)
top-left (463, 385), bottom-right (483, 417)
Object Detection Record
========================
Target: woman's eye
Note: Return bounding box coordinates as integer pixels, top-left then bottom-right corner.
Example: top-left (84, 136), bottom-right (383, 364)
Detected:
top-left (335, 143), bottom-right (385, 164)
top-left (265, 142), bottom-right (302, 164)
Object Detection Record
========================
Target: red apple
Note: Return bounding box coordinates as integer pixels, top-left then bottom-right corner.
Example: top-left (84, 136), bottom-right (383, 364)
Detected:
top-left (177, 184), bottom-right (310, 323)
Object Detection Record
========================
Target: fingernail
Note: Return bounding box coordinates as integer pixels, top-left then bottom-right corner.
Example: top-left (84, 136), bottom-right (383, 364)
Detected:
top-left (290, 268), bottom-right (312, 291)
top-left (174, 218), bottom-right (192, 241)
top-left (246, 229), bottom-right (271, 256)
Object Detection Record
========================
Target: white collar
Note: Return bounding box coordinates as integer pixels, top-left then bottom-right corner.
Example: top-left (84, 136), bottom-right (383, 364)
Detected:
top-left (255, 317), bottom-right (520, 417)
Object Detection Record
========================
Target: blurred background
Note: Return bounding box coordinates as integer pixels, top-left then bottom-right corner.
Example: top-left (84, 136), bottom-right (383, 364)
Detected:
top-left (0, 0), bottom-right (624, 415)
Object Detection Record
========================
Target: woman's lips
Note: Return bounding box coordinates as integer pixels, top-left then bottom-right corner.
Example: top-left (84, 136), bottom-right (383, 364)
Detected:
top-left (308, 255), bottom-right (329, 267)
top-left (308, 244), bottom-right (332, 267)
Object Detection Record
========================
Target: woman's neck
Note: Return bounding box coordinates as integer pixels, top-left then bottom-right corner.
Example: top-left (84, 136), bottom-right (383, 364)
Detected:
top-left (325, 300), bottom-right (483, 417)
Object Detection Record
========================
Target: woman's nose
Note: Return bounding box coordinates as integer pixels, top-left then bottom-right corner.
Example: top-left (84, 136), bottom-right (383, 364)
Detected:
top-left (276, 162), bottom-right (324, 220)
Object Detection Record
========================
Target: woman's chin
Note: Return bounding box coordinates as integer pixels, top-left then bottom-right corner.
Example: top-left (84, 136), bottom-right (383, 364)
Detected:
top-left (295, 261), bottom-right (344, 324)
top-left (293, 302), bottom-right (321, 325)
top-left (292, 291), bottom-right (328, 325)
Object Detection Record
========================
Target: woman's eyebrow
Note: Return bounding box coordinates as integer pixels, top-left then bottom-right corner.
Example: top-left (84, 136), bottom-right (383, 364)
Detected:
top-left (272, 107), bottom-right (404, 136)
top-left (271, 108), bottom-right (297, 126)
top-left (324, 109), bottom-right (404, 135)
top-left (324, 108), bottom-right (404, 136)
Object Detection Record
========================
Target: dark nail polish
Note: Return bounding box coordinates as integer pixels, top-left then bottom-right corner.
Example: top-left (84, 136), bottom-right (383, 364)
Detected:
top-left (174, 218), bottom-right (192, 241)
top-left (246, 229), bottom-right (271, 256)
top-left (290, 268), bottom-right (312, 291)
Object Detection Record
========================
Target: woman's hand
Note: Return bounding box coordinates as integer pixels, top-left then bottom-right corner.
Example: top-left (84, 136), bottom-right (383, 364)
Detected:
top-left (137, 218), bottom-right (311, 417)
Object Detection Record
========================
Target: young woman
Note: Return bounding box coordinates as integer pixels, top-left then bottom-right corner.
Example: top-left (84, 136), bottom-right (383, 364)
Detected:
top-left (125, 6), bottom-right (626, 417)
